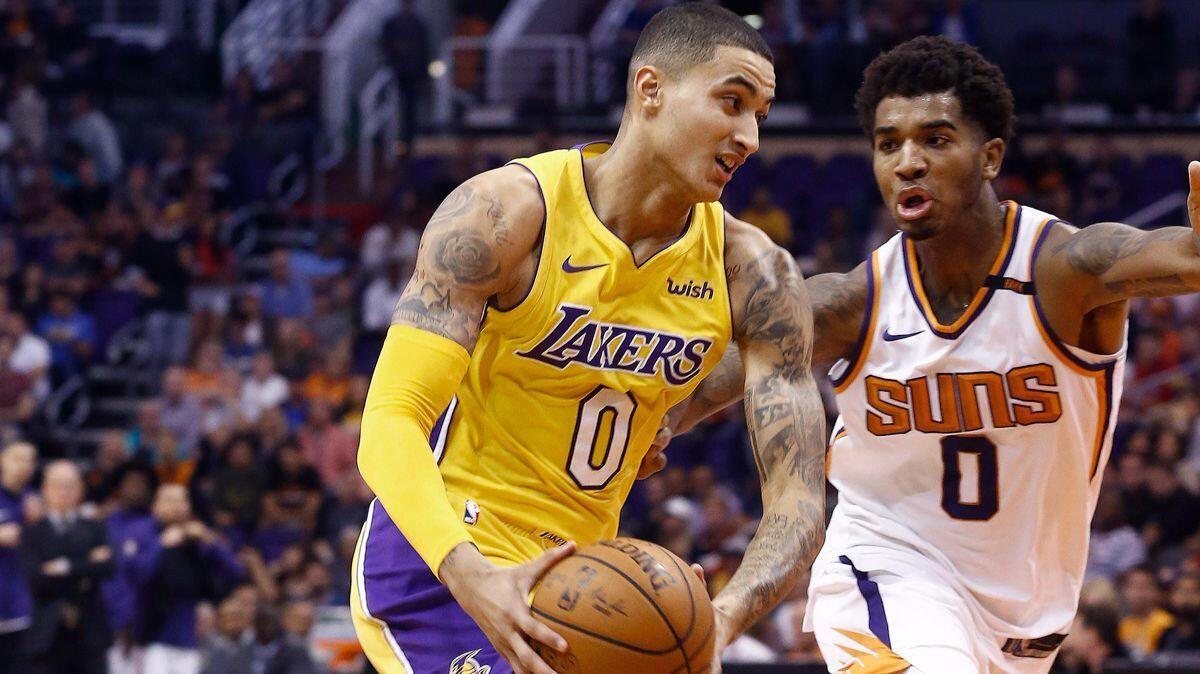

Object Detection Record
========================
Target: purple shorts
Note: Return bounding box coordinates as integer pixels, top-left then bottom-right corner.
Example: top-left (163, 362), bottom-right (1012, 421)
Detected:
top-left (353, 499), bottom-right (512, 674)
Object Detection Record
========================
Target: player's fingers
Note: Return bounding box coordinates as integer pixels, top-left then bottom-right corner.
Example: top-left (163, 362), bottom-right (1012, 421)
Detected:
top-left (690, 563), bottom-right (705, 583)
top-left (636, 448), bottom-right (667, 480)
top-left (1189, 161), bottom-right (1200, 225)
top-left (509, 633), bottom-right (557, 674)
top-left (519, 541), bottom-right (576, 586)
top-left (517, 611), bottom-right (568, 652)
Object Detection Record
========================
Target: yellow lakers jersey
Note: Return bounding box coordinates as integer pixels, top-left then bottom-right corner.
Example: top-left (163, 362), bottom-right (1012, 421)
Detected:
top-left (434, 142), bottom-right (731, 565)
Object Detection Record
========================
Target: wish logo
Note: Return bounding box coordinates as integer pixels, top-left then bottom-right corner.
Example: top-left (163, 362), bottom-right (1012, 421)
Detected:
top-left (666, 278), bottom-right (714, 301)
top-left (449, 650), bottom-right (491, 674)
top-left (517, 304), bottom-right (712, 385)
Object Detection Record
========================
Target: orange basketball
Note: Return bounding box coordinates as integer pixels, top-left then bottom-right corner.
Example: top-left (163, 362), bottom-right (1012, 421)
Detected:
top-left (530, 537), bottom-right (715, 674)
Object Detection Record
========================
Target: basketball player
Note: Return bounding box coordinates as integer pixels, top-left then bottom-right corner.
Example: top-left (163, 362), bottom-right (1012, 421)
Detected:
top-left (658, 37), bottom-right (1200, 673)
top-left (351, 5), bottom-right (827, 673)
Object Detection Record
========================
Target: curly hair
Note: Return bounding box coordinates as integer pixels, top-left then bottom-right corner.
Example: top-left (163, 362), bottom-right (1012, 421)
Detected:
top-left (855, 36), bottom-right (1015, 143)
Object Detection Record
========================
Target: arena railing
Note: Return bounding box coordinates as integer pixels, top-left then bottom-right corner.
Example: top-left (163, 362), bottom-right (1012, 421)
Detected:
top-left (432, 35), bottom-right (588, 128)
top-left (358, 67), bottom-right (400, 195)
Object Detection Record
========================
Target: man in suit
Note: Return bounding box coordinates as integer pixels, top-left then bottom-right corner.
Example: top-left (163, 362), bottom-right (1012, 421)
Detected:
top-left (22, 460), bottom-right (114, 673)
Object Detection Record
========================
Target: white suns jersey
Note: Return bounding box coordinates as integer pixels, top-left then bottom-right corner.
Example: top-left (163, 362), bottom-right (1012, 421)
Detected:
top-left (819, 201), bottom-right (1126, 639)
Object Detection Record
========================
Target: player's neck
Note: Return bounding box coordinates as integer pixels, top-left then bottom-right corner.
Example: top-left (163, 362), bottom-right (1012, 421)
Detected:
top-left (911, 197), bottom-right (1007, 309)
top-left (583, 139), bottom-right (695, 249)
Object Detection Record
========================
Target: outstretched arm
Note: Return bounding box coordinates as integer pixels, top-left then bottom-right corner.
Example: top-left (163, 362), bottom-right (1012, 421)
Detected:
top-left (709, 219), bottom-right (826, 650)
top-left (1047, 161), bottom-right (1200, 309)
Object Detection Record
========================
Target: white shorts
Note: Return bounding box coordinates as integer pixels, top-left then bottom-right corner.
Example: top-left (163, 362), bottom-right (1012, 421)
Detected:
top-left (804, 556), bottom-right (1061, 674)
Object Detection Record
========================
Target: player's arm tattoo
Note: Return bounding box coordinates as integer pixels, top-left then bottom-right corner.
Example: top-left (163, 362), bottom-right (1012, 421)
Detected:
top-left (662, 345), bottom-right (743, 437)
top-left (664, 263), bottom-right (867, 437)
top-left (713, 245), bottom-right (826, 640)
top-left (392, 179), bottom-right (528, 349)
top-left (1050, 222), bottom-right (1200, 304)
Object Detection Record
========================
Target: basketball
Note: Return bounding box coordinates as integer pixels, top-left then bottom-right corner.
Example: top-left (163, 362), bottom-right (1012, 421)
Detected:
top-left (530, 538), bottom-right (715, 674)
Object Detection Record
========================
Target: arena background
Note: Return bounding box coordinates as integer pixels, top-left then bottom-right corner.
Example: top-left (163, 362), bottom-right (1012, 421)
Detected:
top-left (0, 0), bottom-right (1197, 672)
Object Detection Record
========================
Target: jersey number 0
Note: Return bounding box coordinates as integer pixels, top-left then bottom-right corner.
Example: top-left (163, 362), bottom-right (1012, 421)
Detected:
top-left (941, 435), bottom-right (999, 520)
top-left (567, 386), bottom-right (637, 490)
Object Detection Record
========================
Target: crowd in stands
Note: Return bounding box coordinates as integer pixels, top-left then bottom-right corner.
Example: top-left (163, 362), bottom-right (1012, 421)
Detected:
top-left (0, 1), bottom-right (1193, 673)
top-left (603, 0), bottom-right (1200, 121)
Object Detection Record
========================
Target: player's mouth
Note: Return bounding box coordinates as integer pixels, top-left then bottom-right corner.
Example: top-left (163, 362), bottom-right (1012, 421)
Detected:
top-left (896, 185), bottom-right (934, 221)
top-left (714, 154), bottom-right (741, 182)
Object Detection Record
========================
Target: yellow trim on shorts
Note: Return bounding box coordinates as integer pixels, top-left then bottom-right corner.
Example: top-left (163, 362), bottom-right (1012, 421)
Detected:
top-left (350, 505), bottom-right (415, 674)
top-left (834, 629), bottom-right (911, 674)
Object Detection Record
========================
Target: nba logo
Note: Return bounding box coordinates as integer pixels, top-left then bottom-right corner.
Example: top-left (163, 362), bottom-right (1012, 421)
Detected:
top-left (450, 649), bottom-right (491, 674)
top-left (463, 499), bottom-right (480, 525)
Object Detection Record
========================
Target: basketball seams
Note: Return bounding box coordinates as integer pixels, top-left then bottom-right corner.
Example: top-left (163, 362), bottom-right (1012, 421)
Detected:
top-left (666, 619), bottom-right (716, 674)
top-left (572, 552), bottom-right (693, 673)
top-left (531, 605), bottom-right (678, 655)
top-left (660, 549), bottom-right (699, 638)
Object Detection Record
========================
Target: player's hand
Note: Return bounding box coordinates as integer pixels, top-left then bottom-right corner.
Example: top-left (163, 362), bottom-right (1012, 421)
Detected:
top-left (708, 604), bottom-right (734, 674)
top-left (441, 541), bottom-right (576, 674)
top-left (637, 423), bottom-right (673, 480)
top-left (1188, 161), bottom-right (1200, 236)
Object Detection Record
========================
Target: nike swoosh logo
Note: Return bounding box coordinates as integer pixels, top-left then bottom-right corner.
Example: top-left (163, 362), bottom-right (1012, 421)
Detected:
top-left (562, 256), bottom-right (608, 273)
top-left (882, 328), bottom-right (923, 342)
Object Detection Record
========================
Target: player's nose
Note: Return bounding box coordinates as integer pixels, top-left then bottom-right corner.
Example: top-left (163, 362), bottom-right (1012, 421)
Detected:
top-left (894, 141), bottom-right (928, 180)
top-left (732, 117), bottom-right (760, 156)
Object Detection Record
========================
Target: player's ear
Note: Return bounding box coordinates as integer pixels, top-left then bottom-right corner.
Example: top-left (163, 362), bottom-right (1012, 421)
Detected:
top-left (632, 64), bottom-right (665, 116)
top-left (981, 138), bottom-right (1005, 181)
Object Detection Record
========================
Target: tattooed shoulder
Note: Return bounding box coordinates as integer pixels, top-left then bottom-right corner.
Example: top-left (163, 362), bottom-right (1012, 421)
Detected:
top-left (390, 166), bottom-right (544, 350)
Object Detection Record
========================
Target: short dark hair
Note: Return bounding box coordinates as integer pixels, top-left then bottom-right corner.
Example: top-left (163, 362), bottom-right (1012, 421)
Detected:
top-left (855, 36), bottom-right (1015, 143)
top-left (629, 3), bottom-right (772, 80)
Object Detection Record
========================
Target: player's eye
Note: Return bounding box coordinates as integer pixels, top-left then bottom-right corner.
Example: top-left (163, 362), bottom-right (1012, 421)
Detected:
top-left (755, 112), bottom-right (767, 125)
top-left (927, 136), bottom-right (949, 147)
top-left (878, 139), bottom-right (898, 152)
top-left (723, 95), bottom-right (741, 112)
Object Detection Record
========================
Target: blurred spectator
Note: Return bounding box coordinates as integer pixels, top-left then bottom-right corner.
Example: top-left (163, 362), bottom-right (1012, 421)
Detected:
top-left (101, 461), bottom-right (156, 674)
top-left (1126, 0), bottom-right (1177, 113)
top-left (160, 367), bottom-right (204, 458)
top-left (1118, 565), bottom-right (1175, 658)
top-left (210, 434), bottom-right (264, 533)
top-left (128, 203), bottom-right (194, 367)
top-left (932, 0), bottom-right (978, 45)
top-left (0, 335), bottom-right (35, 429)
top-left (1159, 571), bottom-right (1200, 651)
top-left (0, 441), bottom-right (36, 672)
top-left (22, 460), bottom-right (114, 673)
top-left (259, 250), bottom-right (313, 320)
top-left (184, 340), bottom-right (227, 403)
top-left (1174, 66), bottom-right (1200, 116)
top-left (1142, 460), bottom-right (1200, 549)
top-left (228, 604), bottom-right (317, 674)
top-left (297, 399), bottom-right (356, 492)
top-left (239, 352), bottom-right (288, 424)
top-left (739, 186), bottom-right (794, 251)
top-left (359, 204), bottom-right (421, 275)
top-left (309, 282), bottom-right (354, 352)
top-left (380, 0), bottom-right (431, 151)
top-left (141, 484), bottom-right (242, 674)
top-left (34, 293), bottom-right (94, 378)
top-left (64, 158), bottom-right (111, 220)
top-left (361, 258), bottom-right (409, 333)
top-left (7, 82), bottom-right (46, 155)
top-left (261, 439), bottom-right (321, 535)
top-left (280, 599), bottom-right (314, 640)
top-left (288, 235), bottom-right (345, 286)
top-left (66, 94), bottom-right (121, 184)
top-left (299, 342), bottom-right (352, 409)
top-left (200, 596), bottom-right (252, 673)
top-left (1058, 604), bottom-right (1126, 673)
top-left (1086, 488), bottom-right (1147, 580)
